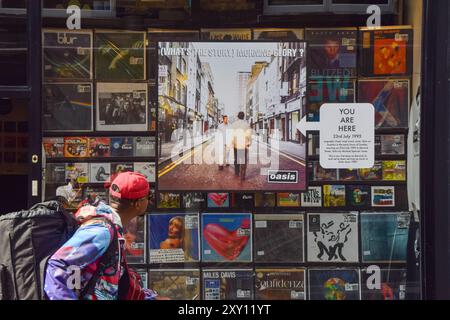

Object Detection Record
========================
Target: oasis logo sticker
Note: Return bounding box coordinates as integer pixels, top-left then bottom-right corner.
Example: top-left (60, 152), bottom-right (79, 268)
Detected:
top-left (267, 170), bottom-right (298, 184)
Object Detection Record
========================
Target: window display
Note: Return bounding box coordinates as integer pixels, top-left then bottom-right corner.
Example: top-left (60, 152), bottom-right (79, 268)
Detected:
top-left (30, 0), bottom-right (423, 302)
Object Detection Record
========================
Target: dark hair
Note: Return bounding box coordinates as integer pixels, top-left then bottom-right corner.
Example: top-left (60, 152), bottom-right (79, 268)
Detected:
top-left (238, 112), bottom-right (245, 120)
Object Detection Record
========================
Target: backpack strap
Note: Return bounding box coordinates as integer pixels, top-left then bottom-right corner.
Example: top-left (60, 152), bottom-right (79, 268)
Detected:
top-left (78, 218), bottom-right (119, 299)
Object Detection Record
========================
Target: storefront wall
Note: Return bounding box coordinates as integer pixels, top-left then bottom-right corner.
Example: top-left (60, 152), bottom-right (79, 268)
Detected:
top-left (1, 0), bottom-right (450, 300)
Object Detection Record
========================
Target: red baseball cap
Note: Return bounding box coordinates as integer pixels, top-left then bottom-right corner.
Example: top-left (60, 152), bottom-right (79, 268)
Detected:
top-left (109, 172), bottom-right (149, 200)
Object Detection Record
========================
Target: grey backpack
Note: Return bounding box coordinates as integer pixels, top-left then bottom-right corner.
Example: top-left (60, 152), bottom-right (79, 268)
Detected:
top-left (0, 201), bottom-right (78, 300)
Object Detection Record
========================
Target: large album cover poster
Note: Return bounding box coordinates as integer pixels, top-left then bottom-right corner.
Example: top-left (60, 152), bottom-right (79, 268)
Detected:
top-left (305, 28), bottom-right (357, 79)
top-left (45, 163), bottom-right (66, 184)
top-left (347, 185), bottom-right (370, 208)
top-left (201, 213), bottom-right (252, 263)
top-left (124, 216), bottom-right (146, 264)
top-left (361, 268), bottom-right (407, 300)
top-left (43, 30), bottom-right (92, 80)
top-left (149, 213), bottom-right (200, 264)
top-left (202, 269), bottom-right (254, 300)
top-left (134, 162), bottom-right (156, 183)
top-left (253, 28), bottom-right (304, 41)
top-left (381, 135), bottom-right (405, 155)
top-left (134, 136), bottom-right (156, 157)
top-left (157, 41), bottom-right (307, 191)
top-left (382, 160), bottom-right (406, 181)
top-left (360, 212), bottom-right (410, 263)
top-left (301, 186), bottom-right (322, 207)
top-left (307, 79), bottom-right (355, 122)
top-left (359, 26), bottom-right (413, 77)
top-left (88, 137), bottom-right (111, 158)
top-left (111, 137), bottom-right (134, 157)
top-left (200, 29), bottom-right (252, 40)
top-left (64, 137), bottom-right (88, 158)
top-left (255, 269), bottom-right (306, 300)
top-left (43, 137), bottom-right (64, 158)
top-left (182, 192), bottom-right (206, 210)
top-left (254, 192), bottom-right (276, 208)
top-left (254, 214), bottom-right (304, 263)
top-left (357, 79), bottom-right (410, 129)
top-left (307, 212), bottom-right (359, 263)
top-left (96, 83), bottom-right (148, 132)
top-left (89, 163), bottom-right (111, 183)
top-left (43, 83), bottom-right (93, 132)
top-left (149, 269), bottom-right (201, 300)
top-left (323, 185), bottom-right (346, 207)
top-left (308, 268), bottom-right (361, 300)
top-left (207, 193), bottom-right (230, 208)
top-left (148, 29), bottom-right (200, 81)
top-left (94, 31), bottom-right (146, 81)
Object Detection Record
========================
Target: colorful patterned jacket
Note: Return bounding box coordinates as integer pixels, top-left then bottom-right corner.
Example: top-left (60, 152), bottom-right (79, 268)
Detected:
top-left (44, 203), bottom-right (157, 300)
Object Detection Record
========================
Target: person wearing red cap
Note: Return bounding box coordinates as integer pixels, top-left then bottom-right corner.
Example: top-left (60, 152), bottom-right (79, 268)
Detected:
top-left (44, 172), bottom-right (166, 300)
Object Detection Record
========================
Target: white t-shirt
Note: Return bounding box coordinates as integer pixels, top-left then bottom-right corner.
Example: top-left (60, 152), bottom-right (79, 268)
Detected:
top-left (407, 86), bottom-right (421, 218)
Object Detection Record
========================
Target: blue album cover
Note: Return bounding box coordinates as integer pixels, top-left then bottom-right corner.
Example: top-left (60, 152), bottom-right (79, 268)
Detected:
top-left (111, 137), bottom-right (134, 157)
top-left (361, 212), bottom-right (410, 263)
top-left (201, 213), bottom-right (252, 263)
top-left (148, 213), bottom-right (200, 264)
top-left (308, 269), bottom-right (360, 300)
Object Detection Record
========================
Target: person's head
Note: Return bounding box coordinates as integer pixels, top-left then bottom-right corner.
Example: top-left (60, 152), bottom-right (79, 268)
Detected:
top-left (324, 39), bottom-right (340, 60)
top-left (109, 172), bottom-right (150, 225)
top-left (168, 216), bottom-right (184, 239)
top-left (237, 112), bottom-right (245, 120)
top-left (222, 115), bottom-right (228, 125)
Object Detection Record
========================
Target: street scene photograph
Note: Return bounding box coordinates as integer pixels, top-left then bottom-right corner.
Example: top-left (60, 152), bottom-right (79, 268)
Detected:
top-left (157, 41), bottom-right (307, 191)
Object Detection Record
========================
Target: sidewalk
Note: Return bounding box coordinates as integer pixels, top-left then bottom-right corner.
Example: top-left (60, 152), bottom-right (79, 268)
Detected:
top-left (263, 137), bottom-right (306, 161)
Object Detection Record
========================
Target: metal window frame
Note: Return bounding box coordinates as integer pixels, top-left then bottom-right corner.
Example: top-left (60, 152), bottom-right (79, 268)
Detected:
top-left (263, 0), bottom-right (328, 15)
top-left (329, 0), bottom-right (396, 14)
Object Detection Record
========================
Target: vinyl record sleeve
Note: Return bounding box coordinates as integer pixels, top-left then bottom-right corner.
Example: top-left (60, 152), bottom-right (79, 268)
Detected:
top-left (157, 192), bottom-right (181, 209)
top-left (254, 192), bottom-right (276, 208)
top-left (380, 135), bottom-right (405, 155)
top-left (43, 137), bottom-right (64, 158)
top-left (88, 137), bottom-right (111, 158)
top-left (43, 29), bottom-right (92, 80)
top-left (307, 212), bottom-right (359, 263)
top-left (308, 268), bottom-right (361, 300)
top-left (255, 268), bottom-right (306, 300)
top-left (149, 213), bottom-right (200, 264)
top-left (253, 28), bottom-right (304, 41)
top-left (182, 192), bottom-right (206, 210)
top-left (201, 213), bottom-right (252, 263)
top-left (359, 26), bottom-right (413, 77)
top-left (95, 31), bottom-right (146, 81)
top-left (357, 79), bottom-right (410, 129)
top-left (65, 162), bottom-right (89, 184)
top-left (149, 269), bottom-right (201, 300)
top-left (371, 186), bottom-right (396, 207)
top-left (134, 136), bottom-right (156, 157)
top-left (277, 193), bottom-right (301, 207)
top-left (89, 163), bottom-right (111, 183)
top-left (43, 83), bottom-right (93, 132)
top-left (306, 28), bottom-right (358, 79)
top-left (207, 193), bottom-right (230, 208)
top-left (45, 163), bottom-right (66, 184)
top-left (134, 162), bottom-right (156, 183)
top-left (360, 212), bottom-right (410, 263)
top-left (323, 185), bottom-right (346, 207)
top-left (63, 137), bottom-right (89, 158)
top-left (382, 160), bottom-right (406, 181)
top-left (202, 269), bottom-right (254, 300)
top-left (125, 216), bottom-right (146, 264)
top-left (361, 268), bottom-right (407, 300)
top-left (96, 83), bottom-right (148, 132)
top-left (254, 214), bottom-right (304, 263)
top-left (110, 137), bottom-right (134, 157)
top-left (200, 28), bottom-right (252, 40)
top-left (301, 186), bottom-right (322, 207)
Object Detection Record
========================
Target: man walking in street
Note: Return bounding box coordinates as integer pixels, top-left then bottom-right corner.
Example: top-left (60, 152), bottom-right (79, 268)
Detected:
top-left (217, 115), bottom-right (230, 170)
top-left (229, 111), bottom-right (252, 181)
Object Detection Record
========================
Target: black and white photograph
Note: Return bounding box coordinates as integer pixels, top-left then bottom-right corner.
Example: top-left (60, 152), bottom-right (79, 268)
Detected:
top-left (96, 83), bottom-right (148, 132)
